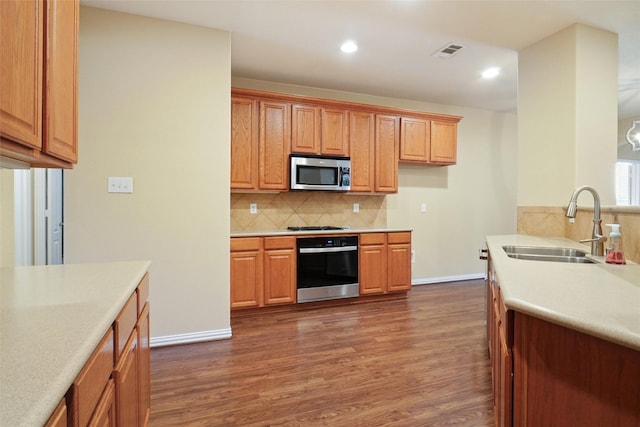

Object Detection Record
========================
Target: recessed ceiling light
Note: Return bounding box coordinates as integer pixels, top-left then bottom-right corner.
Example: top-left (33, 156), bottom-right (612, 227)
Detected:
top-left (482, 67), bottom-right (501, 79)
top-left (340, 40), bottom-right (358, 53)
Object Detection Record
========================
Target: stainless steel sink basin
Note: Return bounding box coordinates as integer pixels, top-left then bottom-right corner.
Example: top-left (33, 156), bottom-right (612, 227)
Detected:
top-left (502, 245), bottom-right (596, 264)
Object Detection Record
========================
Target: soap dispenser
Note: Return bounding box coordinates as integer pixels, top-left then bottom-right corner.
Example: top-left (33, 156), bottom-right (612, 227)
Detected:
top-left (605, 224), bottom-right (626, 265)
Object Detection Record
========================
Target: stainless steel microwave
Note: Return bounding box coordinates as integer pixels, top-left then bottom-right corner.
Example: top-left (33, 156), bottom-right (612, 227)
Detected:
top-left (290, 154), bottom-right (351, 191)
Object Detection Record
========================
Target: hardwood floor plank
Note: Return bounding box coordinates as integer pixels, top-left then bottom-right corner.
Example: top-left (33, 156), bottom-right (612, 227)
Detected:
top-left (151, 280), bottom-right (494, 426)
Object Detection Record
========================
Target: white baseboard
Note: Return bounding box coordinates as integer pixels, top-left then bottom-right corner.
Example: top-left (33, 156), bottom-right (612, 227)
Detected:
top-left (412, 273), bottom-right (486, 286)
top-left (150, 328), bottom-right (232, 348)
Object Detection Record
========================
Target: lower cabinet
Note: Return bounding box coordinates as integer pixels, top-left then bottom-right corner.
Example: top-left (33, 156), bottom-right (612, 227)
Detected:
top-left (47, 273), bottom-right (150, 427)
top-left (360, 232), bottom-right (412, 295)
top-left (230, 236), bottom-right (295, 308)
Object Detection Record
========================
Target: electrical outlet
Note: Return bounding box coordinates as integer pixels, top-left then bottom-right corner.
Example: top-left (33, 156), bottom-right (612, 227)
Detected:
top-left (108, 177), bottom-right (133, 193)
top-left (420, 203), bottom-right (427, 213)
top-left (353, 203), bottom-right (359, 213)
top-left (250, 203), bottom-right (257, 214)
top-left (411, 250), bottom-right (416, 263)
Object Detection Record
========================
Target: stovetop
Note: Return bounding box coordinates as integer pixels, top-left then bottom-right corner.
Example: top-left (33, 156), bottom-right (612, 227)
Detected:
top-left (287, 226), bottom-right (345, 231)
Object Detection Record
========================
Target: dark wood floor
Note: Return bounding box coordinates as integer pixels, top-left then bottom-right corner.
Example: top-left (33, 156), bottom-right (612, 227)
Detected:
top-left (150, 280), bottom-right (494, 426)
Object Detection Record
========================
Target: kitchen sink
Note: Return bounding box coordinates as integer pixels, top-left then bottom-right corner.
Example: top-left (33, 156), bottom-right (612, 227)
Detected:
top-left (502, 245), bottom-right (596, 264)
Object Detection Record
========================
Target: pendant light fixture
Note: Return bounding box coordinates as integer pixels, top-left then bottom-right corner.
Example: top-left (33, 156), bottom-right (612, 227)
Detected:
top-left (626, 120), bottom-right (640, 151)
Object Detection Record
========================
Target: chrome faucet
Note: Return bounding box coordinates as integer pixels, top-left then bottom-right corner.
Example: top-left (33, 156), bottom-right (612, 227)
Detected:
top-left (565, 185), bottom-right (606, 256)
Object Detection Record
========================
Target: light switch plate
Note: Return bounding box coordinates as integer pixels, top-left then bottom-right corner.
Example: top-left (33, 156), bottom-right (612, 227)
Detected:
top-left (108, 177), bottom-right (133, 193)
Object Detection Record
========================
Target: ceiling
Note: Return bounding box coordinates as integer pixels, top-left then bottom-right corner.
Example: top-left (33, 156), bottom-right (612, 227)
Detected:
top-left (83, 1), bottom-right (640, 118)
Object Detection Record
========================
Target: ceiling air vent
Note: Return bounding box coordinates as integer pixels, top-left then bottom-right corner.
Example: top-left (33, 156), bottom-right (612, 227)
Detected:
top-left (432, 43), bottom-right (464, 59)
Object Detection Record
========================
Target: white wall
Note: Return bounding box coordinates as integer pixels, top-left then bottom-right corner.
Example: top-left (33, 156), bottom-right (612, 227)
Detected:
top-left (0, 169), bottom-right (15, 268)
top-left (518, 24), bottom-right (618, 206)
top-left (233, 77), bottom-right (519, 281)
top-left (65, 7), bottom-right (231, 343)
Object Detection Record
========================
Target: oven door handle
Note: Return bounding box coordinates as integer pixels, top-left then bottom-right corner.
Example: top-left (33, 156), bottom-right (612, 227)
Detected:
top-left (299, 246), bottom-right (358, 254)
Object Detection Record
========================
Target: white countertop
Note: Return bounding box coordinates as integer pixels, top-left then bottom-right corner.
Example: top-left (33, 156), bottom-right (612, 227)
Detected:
top-left (231, 227), bottom-right (413, 238)
top-left (486, 235), bottom-right (640, 352)
top-left (0, 261), bottom-right (151, 427)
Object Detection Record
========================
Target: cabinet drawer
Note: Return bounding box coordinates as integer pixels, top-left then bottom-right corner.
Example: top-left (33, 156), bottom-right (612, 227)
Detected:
top-left (70, 328), bottom-right (114, 427)
top-left (115, 292), bottom-right (137, 362)
top-left (264, 236), bottom-right (295, 250)
top-left (231, 237), bottom-right (262, 252)
top-left (387, 232), bottom-right (411, 244)
top-left (359, 233), bottom-right (386, 245)
top-left (137, 273), bottom-right (149, 315)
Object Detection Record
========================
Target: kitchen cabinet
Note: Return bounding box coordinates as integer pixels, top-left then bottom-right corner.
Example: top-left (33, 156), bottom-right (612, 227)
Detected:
top-left (399, 117), bottom-right (457, 165)
top-left (349, 111), bottom-right (375, 192)
top-left (230, 236), bottom-right (296, 308)
top-left (487, 252), bottom-right (640, 426)
top-left (486, 258), bottom-right (512, 427)
top-left (359, 232), bottom-right (411, 295)
top-left (430, 120), bottom-right (457, 164)
top-left (231, 96), bottom-right (259, 189)
top-left (259, 100), bottom-right (291, 191)
top-left (231, 97), bottom-right (290, 191)
top-left (45, 400), bottom-right (67, 427)
top-left (61, 274), bottom-right (150, 427)
top-left (263, 236), bottom-right (297, 305)
top-left (374, 115), bottom-right (400, 193)
top-left (291, 104), bottom-right (349, 156)
top-left (0, 0), bottom-right (78, 168)
top-left (231, 88), bottom-right (461, 193)
top-left (230, 237), bottom-right (264, 308)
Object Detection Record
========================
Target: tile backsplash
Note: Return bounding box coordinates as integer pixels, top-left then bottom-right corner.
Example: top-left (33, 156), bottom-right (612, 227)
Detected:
top-left (231, 193), bottom-right (386, 232)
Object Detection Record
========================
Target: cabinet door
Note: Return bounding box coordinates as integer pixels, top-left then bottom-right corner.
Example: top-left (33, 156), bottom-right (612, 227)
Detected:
top-left (399, 117), bottom-right (430, 163)
top-left (430, 121), bottom-right (457, 164)
top-left (45, 399), bottom-right (67, 427)
top-left (88, 380), bottom-right (116, 427)
top-left (374, 115), bottom-right (399, 193)
top-left (137, 303), bottom-right (151, 427)
top-left (387, 243), bottom-right (411, 292)
top-left (263, 248), bottom-right (296, 305)
top-left (230, 247), bottom-right (263, 308)
top-left (259, 100), bottom-right (291, 190)
top-left (114, 332), bottom-right (138, 427)
top-left (43, 0), bottom-right (78, 162)
top-left (321, 107), bottom-right (349, 156)
top-left (291, 104), bottom-right (320, 154)
top-left (349, 111), bottom-right (375, 192)
top-left (231, 96), bottom-right (259, 189)
top-left (359, 240), bottom-right (387, 295)
top-left (0, 0), bottom-right (43, 149)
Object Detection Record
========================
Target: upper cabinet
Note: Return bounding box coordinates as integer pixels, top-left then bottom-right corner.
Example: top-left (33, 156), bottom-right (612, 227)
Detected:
top-left (0, 0), bottom-right (79, 168)
top-left (230, 88), bottom-right (462, 193)
top-left (291, 104), bottom-right (349, 156)
top-left (399, 117), bottom-right (458, 165)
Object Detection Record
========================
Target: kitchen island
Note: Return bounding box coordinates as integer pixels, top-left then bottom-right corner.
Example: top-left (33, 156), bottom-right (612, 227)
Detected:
top-left (0, 261), bottom-right (151, 427)
top-left (485, 235), bottom-right (640, 426)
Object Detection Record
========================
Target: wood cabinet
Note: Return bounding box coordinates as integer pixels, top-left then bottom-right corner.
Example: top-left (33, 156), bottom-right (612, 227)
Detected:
top-left (53, 274), bottom-right (150, 427)
top-left (349, 111), bottom-right (375, 192)
top-left (231, 88), bottom-right (462, 194)
top-left (359, 232), bottom-right (411, 295)
top-left (487, 254), bottom-right (640, 425)
top-left (231, 236), bottom-right (296, 308)
top-left (230, 237), bottom-right (264, 308)
top-left (263, 237), bottom-right (296, 305)
top-left (0, 0), bottom-right (78, 168)
top-left (45, 400), bottom-right (68, 427)
top-left (259, 101), bottom-right (291, 191)
top-left (486, 259), bottom-right (512, 427)
top-left (231, 96), bottom-right (259, 189)
top-left (374, 115), bottom-right (400, 193)
top-left (320, 107), bottom-right (349, 156)
top-left (231, 97), bottom-right (291, 191)
top-left (399, 117), bottom-right (457, 165)
top-left (430, 120), bottom-right (457, 164)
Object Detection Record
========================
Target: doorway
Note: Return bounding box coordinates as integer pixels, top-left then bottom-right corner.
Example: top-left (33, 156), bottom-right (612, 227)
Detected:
top-left (13, 168), bottom-right (64, 265)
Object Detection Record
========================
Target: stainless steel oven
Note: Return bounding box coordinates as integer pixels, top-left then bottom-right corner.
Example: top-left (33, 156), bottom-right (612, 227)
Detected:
top-left (296, 235), bottom-right (359, 303)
